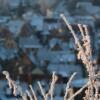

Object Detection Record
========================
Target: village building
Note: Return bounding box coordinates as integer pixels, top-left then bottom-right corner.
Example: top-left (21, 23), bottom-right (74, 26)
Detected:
top-left (6, 19), bottom-right (25, 37)
top-left (0, 27), bottom-right (18, 60)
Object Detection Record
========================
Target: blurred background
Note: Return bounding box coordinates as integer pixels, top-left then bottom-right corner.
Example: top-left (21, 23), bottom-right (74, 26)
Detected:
top-left (0, 0), bottom-right (100, 99)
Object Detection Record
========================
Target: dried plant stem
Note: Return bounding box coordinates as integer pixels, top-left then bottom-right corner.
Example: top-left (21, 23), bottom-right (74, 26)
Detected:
top-left (29, 85), bottom-right (38, 100)
top-left (60, 14), bottom-right (83, 50)
top-left (61, 14), bottom-right (98, 100)
top-left (68, 83), bottom-right (88, 100)
top-left (22, 93), bottom-right (28, 100)
top-left (26, 90), bottom-right (33, 100)
top-left (64, 72), bottom-right (76, 100)
top-left (3, 71), bottom-right (28, 100)
top-left (60, 14), bottom-right (90, 71)
top-left (77, 24), bottom-right (84, 38)
top-left (37, 81), bottom-right (47, 100)
top-left (48, 72), bottom-right (57, 100)
top-left (3, 14), bottom-right (100, 100)
top-left (37, 72), bottom-right (57, 100)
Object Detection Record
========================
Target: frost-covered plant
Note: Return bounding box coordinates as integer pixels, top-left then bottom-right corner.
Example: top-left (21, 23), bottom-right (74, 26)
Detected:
top-left (3, 14), bottom-right (100, 100)
top-left (61, 14), bottom-right (100, 100)
top-left (3, 70), bottom-right (87, 100)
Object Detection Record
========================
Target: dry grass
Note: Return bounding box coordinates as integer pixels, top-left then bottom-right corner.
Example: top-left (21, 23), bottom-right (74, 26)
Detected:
top-left (3, 71), bottom-right (84, 100)
top-left (61, 14), bottom-right (100, 100)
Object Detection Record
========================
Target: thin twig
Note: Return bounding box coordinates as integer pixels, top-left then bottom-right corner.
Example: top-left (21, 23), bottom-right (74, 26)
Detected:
top-left (68, 83), bottom-right (88, 100)
top-left (60, 14), bottom-right (82, 50)
top-left (29, 85), bottom-right (38, 100)
top-left (37, 81), bottom-right (46, 99)
top-left (64, 72), bottom-right (76, 100)
top-left (48, 72), bottom-right (58, 100)
top-left (77, 24), bottom-right (84, 38)
top-left (26, 90), bottom-right (33, 100)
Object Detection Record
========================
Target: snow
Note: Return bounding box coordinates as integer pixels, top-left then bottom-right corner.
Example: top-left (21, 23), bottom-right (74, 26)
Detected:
top-left (76, 2), bottom-right (100, 15)
top-left (48, 64), bottom-right (83, 78)
top-left (0, 16), bottom-right (11, 24)
top-left (71, 78), bottom-right (88, 88)
top-left (0, 47), bottom-right (17, 60)
top-left (9, 0), bottom-right (23, 9)
top-left (32, 68), bottom-right (44, 75)
top-left (30, 14), bottom-right (44, 31)
top-left (47, 64), bottom-right (70, 77)
top-left (74, 15), bottom-right (95, 27)
top-left (22, 10), bottom-right (34, 21)
top-left (49, 38), bottom-right (62, 48)
top-left (19, 36), bottom-right (42, 49)
top-left (54, 0), bottom-right (69, 18)
top-left (0, 80), bottom-right (26, 100)
top-left (37, 48), bottom-right (76, 64)
top-left (54, 96), bottom-right (63, 100)
top-left (6, 19), bottom-right (24, 37)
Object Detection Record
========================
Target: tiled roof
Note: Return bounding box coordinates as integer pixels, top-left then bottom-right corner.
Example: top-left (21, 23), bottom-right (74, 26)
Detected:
top-left (30, 15), bottom-right (44, 31)
top-left (19, 36), bottom-right (42, 48)
top-left (0, 47), bottom-right (17, 60)
top-left (6, 19), bottom-right (24, 37)
top-left (48, 63), bottom-right (83, 78)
